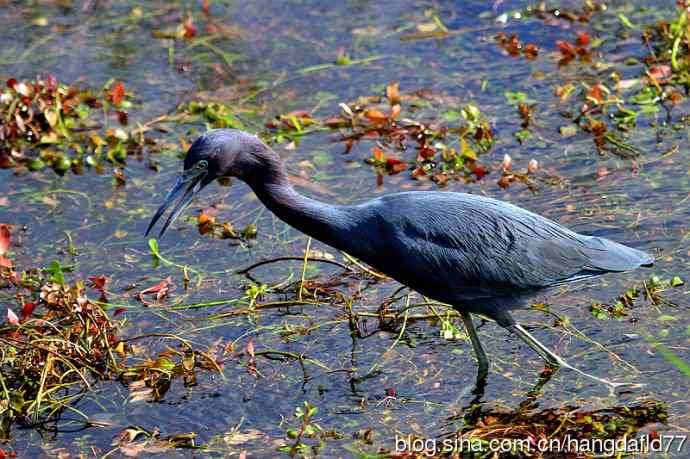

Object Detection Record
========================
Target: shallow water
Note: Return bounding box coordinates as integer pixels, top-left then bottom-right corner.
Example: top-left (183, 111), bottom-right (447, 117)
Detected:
top-left (0, 0), bottom-right (688, 457)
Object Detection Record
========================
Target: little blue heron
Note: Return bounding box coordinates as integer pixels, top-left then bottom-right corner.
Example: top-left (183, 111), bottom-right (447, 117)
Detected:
top-left (146, 129), bottom-right (653, 389)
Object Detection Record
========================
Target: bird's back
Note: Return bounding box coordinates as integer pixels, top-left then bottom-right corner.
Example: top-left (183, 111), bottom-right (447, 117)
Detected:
top-left (343, 191), bottom-right (652, 307)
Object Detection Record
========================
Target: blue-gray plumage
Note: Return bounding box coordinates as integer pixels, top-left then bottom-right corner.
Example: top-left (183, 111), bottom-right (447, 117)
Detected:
top-left (146, 129), bottom-right (654, 389)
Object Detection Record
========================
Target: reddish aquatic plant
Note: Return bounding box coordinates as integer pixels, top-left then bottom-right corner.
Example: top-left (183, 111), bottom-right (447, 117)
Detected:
top-left (266, 84), bottom-right (495, 187)
top-left (0, 76), bottom-right (151, 174)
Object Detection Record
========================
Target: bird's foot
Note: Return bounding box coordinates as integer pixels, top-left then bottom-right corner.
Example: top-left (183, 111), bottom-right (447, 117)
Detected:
top-left (545, 361), bottom-right (643, 394)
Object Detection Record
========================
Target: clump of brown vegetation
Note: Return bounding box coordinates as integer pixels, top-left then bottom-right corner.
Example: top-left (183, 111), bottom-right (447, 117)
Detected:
top-left (0, 226), bottom-right (221, 440)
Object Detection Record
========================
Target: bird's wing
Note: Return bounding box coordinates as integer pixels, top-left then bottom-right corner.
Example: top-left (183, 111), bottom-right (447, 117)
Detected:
top-left (363, 192), bottom-right (650, 297)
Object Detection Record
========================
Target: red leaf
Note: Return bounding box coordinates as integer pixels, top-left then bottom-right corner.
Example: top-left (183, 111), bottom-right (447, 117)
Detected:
top-left (183, 17), bottom-right (197, 38)
top-left (0, 224), bottom-right (10, 256)
top-left (108, 81), bottom-right (125, 106)
top-left (6, 79), bottom-right (17, 90)
top-left (556, 40), bottom-right (576, 57)
top-left (410, 167), bottom-right (426, 180)
top-left (113, 307), bottom-right (128, 316)
top-left (371, 147), bottom-right (386, 161)
top-left (7, 308), bottom-right (18, 326)
top-left (197, 209), bottom-right (216, 235)
top-left (418, 145), bottom-right (436, 159)
top-left (365, 109), bottom-right (388, 125)
top-left (498, 175), bottom-right (512, 189)
top-left (472, 165), bottom-right (488, 179)
top-left (587, 84), bottom-right (603, 103)
top-left (0, 257), bottom-right (11, 268)
top-left (88, 275), bottom-right (107, 290)
top-left (246, 338), bottom-right (258, 376)
top-left (202, 0), bottom-right (211, 14)
top-left (386, 158), bottom-right (408, 174)
top-left (523, 43), bottom-right (539, 59)
top-left (21, 302), bottom-right (36, 321)
top-left (344, 138), bottom-right (354, 154)
top-left (648, 64), bottom-right (672, 82)
top-left (576, 31), bottom-right (590, 46)
top-left (137, 277), bottom-right (173, 305)
top-left (138, 277), bottom-right (171, 295)
top-left (386, 81), bottom-right (400, 105)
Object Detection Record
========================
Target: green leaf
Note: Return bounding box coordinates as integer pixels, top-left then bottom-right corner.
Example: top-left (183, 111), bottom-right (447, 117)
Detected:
top-left (504, 91), bottom-right (535, 105)
top-left (155, 357), bottom-right (176, 371)
top-left (657, 314), bottom-right (678, 322)
top-left (443, 110), bottom-right (461, 122)
top-left (642, 330), bottom-right (690, 379)
top-left (148, 238), bottom-right (160, 256)
top-left (45, 260), bottom-right (65, 285)
top-left (461, 104), bottom-right (481, 122)
top-left (618, 13), bottom-right (636, 29)
top-left (671, 276), bottom-right (684, 287)
top-left (28, 158), bottom-right (47, 171)
top-left (514, 129), bottom-right (531, 142)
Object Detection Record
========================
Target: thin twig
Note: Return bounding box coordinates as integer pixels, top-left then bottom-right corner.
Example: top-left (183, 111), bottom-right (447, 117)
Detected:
top-left (237, 256), bottom-right (352, 274)
top-left (298, 238), bottom-right (312, 302)
top-left (341, 252), bottom-right (388, 279)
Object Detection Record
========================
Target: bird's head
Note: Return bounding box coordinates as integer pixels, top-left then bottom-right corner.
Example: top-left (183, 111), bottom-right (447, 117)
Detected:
top-left (145, 128), bottom-right (265, 238)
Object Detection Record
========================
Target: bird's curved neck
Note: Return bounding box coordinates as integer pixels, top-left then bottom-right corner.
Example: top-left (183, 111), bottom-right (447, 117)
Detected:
top-left (241, 147), bottom-right (354, 249)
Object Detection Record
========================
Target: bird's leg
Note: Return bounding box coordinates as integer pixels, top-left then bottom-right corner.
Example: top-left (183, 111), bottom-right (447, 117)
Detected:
top-left (461, 312), bottom-right (489, 379)
top-left (507, 323), bottom-right (641, 391)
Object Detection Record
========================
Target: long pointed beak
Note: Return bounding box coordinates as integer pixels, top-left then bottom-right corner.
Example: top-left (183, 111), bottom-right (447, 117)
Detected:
top-left (145, 171), bottom-right (209, 239)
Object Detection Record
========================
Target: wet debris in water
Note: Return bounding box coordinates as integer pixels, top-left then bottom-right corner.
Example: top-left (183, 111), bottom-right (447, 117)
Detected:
top-left (591, 275), bottom-right (685, 320)
top-left (136, 276), bottom-right (175, 305)
top-left (528, 1), bottom-right (608, 25)
top-left (426, 400), bottom-right (668, 459)
top-left (0, 252), bottom-right (222, 440)
top-left (111, 426), bottom-right (202, 456)
top-left (0, 260), bottom-right (122, 440)
top-left (196, 206), bottom-right (259, 243)
top-left (555, 31), bottom-right (596, 67)
top-left (266, 83), bottom-right (498, 187)
top-left (0, 76), bottom-right (159, 174)
top-left (496, 32), bottom-right (539, 60)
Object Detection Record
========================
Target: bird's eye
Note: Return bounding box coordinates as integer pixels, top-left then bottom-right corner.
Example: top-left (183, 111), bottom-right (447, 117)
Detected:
top-left (197, 160), bottom-right (208, 170)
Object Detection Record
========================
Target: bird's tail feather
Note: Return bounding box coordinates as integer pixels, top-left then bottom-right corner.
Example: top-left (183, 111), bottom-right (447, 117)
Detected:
top-left (581, 236), bottom-right (654, 272)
